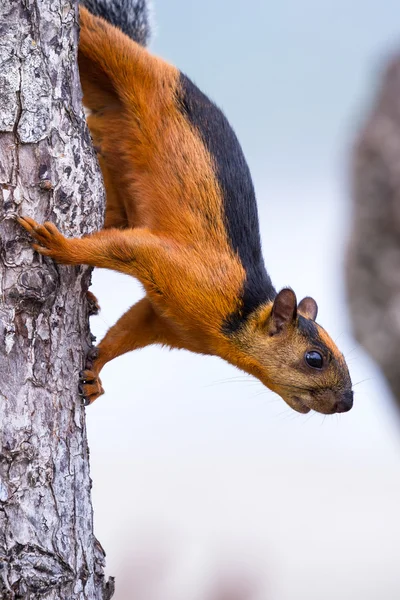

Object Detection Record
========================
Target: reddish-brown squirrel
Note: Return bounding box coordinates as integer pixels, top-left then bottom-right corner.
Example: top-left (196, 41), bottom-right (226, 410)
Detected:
top-left (18, 0), bottom-right (353, 415)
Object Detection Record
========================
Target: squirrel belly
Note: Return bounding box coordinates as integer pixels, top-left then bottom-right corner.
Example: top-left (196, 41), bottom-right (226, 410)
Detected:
top-left (18, 1), bottom-right (353, 415)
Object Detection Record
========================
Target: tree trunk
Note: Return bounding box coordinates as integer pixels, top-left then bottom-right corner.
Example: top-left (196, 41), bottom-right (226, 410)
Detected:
top-left (0, 1), bottom-right (114, 598)
top-left (346, 54), bottom-right (400, 414)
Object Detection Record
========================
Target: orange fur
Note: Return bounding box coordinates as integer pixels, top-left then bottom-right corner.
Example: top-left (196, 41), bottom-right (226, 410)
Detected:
top-left (17, 7), bottom-right (353, 414)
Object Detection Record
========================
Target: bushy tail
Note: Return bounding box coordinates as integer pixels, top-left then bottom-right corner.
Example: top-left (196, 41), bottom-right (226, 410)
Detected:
top-left (79, 0), bottom-right (151, 46)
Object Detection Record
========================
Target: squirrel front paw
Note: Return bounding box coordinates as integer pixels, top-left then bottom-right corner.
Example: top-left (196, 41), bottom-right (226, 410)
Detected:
top-left (18, 216), bottom-right (72, 264)
top-left (79, 347), bottom-right (104, 405)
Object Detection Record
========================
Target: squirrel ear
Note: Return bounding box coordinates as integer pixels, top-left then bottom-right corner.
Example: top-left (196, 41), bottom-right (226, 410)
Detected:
top-left (268, 288), bottom-right (297, 335)
top-left (298, 296), bottom-right (318, 321)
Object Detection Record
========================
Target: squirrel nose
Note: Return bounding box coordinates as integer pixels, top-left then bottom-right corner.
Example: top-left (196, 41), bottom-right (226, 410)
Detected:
top-left (335, 390), bottom-right (353, 413)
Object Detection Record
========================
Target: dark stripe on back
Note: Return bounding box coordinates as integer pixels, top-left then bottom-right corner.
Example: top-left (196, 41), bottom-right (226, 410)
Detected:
top-left (177, 73), bottom-right (276, 331)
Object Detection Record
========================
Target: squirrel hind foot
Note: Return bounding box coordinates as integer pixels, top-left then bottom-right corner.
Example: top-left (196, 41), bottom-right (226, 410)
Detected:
top-left (87, 291), bottom-right (101, 316)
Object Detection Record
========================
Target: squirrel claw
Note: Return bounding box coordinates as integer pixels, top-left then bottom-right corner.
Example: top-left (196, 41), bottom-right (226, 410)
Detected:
top-left (78, 382), bottom-right (91, 405)
top-left (79, 364), bottom-right (104, 404)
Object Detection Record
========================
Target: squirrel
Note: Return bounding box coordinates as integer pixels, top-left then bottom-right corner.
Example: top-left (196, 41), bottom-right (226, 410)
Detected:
top-left (18, 0), bottom-right (353, 415)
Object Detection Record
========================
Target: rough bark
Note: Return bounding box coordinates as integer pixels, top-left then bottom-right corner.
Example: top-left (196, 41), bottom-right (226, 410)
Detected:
top-left (0, 0), bottom-right (114, 598)
top-left (346, 54), bottom-right (400, 413)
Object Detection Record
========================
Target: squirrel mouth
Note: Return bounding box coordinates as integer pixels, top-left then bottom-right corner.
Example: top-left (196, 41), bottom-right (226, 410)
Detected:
top-left (290, 396), bottom-right (311, 414)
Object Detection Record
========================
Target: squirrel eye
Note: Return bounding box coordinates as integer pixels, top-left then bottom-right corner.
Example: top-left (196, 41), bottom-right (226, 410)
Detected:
top-left (305, 351), bottom-right (323, 369)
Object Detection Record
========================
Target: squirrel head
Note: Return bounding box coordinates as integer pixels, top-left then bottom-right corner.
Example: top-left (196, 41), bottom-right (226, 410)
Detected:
top-left (226, 288), bottom-right (353, 415)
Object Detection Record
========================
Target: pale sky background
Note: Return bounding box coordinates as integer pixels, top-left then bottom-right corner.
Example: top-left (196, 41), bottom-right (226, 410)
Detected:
top-left (86, 1), bottom-right (400, 598)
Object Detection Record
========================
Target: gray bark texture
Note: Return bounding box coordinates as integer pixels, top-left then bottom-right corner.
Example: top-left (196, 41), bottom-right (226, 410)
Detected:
top-left (346, 54), bottom-right (400, 413)
top-left (0, 0), bottom-right (114, 598)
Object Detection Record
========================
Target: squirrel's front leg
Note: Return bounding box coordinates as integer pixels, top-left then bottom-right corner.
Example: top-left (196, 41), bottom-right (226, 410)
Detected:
top-left (79, 296), bottom-right (185, 404)
top-left (17, 216), bottom-right (170, 279)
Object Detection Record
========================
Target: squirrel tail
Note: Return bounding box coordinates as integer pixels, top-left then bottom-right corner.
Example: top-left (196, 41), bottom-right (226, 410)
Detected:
top-left (79, 0), bottom-right (151, 46)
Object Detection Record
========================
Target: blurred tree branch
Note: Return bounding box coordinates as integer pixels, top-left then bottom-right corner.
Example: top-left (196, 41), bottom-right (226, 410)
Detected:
top-left (347, 54), bottom-right (400, 413)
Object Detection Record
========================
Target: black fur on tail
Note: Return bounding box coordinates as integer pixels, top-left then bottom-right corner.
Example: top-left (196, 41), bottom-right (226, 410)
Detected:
top-left (80, 0), bottom-right (151, 46)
